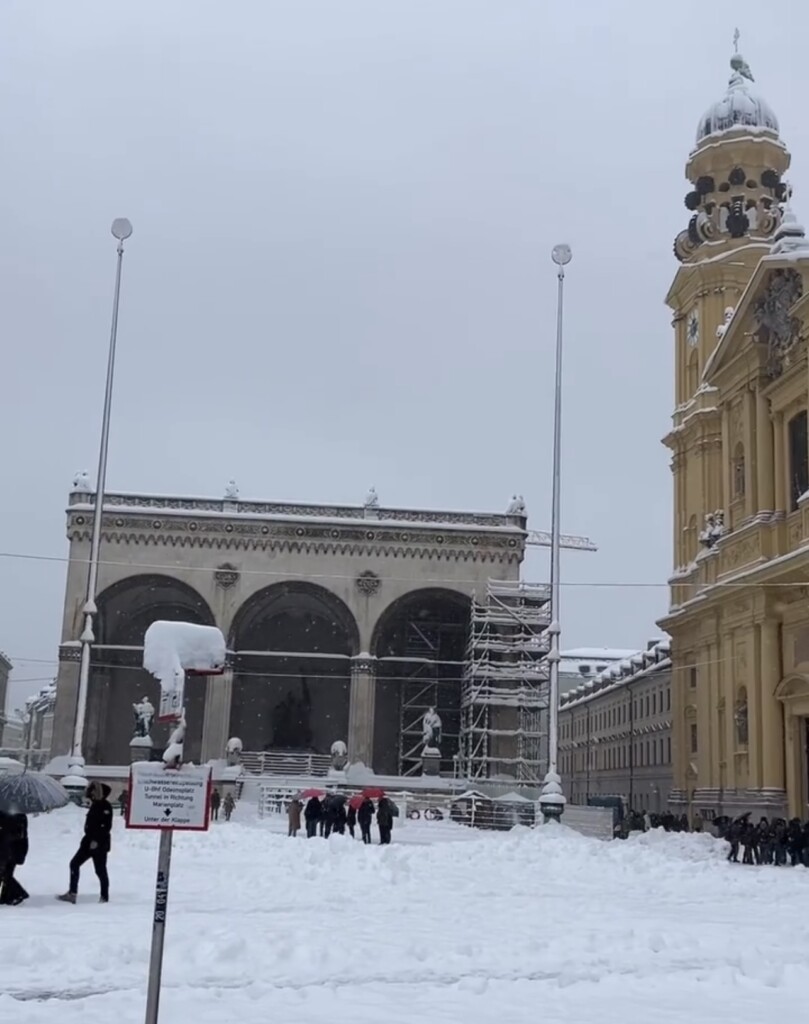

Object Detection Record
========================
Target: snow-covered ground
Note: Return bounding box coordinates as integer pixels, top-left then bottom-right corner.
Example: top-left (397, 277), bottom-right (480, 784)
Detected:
top-left (2, 806), bottom-right (807, 1023)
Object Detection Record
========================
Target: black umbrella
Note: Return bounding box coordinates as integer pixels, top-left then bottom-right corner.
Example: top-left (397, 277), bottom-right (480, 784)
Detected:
top-left (0, 771), bottom-right (70, 814)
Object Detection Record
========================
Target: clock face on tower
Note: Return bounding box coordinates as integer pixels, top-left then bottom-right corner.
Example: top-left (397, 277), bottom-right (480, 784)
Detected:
top-left (687, 309), bottom-right (700, 347)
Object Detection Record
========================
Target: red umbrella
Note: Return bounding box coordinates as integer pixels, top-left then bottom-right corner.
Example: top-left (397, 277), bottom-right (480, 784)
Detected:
top-left (299, 788), bottom-right (326, 799)
top-left (348, 794), bottom-right (364, 810)
top-left (362, 787), bottom-right (386, 800)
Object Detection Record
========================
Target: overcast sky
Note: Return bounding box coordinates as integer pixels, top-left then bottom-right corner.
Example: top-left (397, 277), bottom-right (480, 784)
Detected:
top-left (2, 0), bottom-right (807, 711)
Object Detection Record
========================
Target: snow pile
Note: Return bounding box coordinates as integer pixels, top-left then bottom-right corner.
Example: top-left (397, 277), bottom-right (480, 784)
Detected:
top-left (2, 809), bottom-right (808, 1023)
top-left (143, 621), bottom-right (226, 721)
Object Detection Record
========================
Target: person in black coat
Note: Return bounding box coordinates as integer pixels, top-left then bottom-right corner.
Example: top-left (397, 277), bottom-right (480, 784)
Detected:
top-left (57, 781), bottom-right (113, 904)
top-left (0, 811), bottom-right (30, 906)
top-left (376, 797), bottom-right (394, 845)
top-left (304, 797), bottom-right (322, 838)
top-left (346, 804), bottom-right (357, 839)
top-left (357, 798), bottom-right (374, 844)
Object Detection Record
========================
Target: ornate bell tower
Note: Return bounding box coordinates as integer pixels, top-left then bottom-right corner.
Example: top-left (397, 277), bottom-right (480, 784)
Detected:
top-left (664, 36), bottom-right (791, 576)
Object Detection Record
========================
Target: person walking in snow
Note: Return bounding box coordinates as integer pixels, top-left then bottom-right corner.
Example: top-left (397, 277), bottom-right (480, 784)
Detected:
top-left (57, 782), bottom-right (113, 904)
top-left (118, 788), bottom-right (129, 818)
top-left (304, 796), bottom-right (322, 838)
top-left (223, 792), bottom-right (235, 822)
top-left (0, 811), bottom-right (29, 906)
top-left (210, 788), bottom-right (221, 821)
top-left (358, 798), bottom-right (374, 844)
top-left (287, 798), bottom-right (302, 837)
top-left (376, 797), bottom-right (394, 846)
top-left (346, 803), bottom-right (357, 839)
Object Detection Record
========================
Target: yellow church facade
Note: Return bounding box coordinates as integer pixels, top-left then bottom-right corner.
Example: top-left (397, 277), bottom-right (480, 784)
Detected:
top-left (659, 48), bottom-right (809, 822)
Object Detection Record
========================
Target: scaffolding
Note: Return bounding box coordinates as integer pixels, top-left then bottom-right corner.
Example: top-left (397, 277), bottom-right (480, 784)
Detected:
top-left (392, 616), bottom-right (466, 777)
top-left (459, 579), bottom-right (551, 784)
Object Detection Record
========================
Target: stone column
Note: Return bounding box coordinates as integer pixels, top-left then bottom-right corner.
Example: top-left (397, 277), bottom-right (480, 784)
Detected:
top-left (756, 392), bottom-right (774, 513)
top-left (773, 412), bottom-right (786, 513)
top-left (348, 655), bottom-right (377, 768)
top-left (50, 645), bottom-right (82, 757)
top-left (200, 665), bottom-right (233, 763)
top-left (759, 619), bottom-right (785, 793)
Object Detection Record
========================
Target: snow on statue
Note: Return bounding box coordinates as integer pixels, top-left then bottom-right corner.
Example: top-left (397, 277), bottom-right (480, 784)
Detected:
top-left (422, 707), bottom-right (442, 751)
top-left (132, 696), bottom-right (155, 738)
top-left (143, 621), bottom-right (226, 724)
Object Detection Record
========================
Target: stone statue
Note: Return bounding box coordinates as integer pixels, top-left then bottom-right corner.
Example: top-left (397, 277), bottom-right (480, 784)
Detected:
top-left (132, 697), bottom-right (155, 738)
top-left (72, 471), bottom-right (91, 492)
top-left (506, 495), bottom-right (527, 515)
top-left (699, 510), bottom-right (725, 550)
top-left (422, 707), bottom-right (442, 751)
top-left (364, 486), bottom-right (380, 509)
top-left (330, 739), bottom-right (348, 771)
top-left (225, 736), bottom-right (243, 766)
top-left (716, 307), bottom-right (735, 340)
top-left (225, 479), bottom-right (239, 499)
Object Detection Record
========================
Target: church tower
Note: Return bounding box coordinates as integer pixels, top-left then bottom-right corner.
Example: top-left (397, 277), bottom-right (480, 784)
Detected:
top-left (666, 42), bottom-right (790, 575)
top-left (659, 36), bottom-right (809, 822)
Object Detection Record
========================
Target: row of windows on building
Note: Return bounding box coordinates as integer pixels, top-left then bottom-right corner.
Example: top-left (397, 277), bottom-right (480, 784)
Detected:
top-left (561, 734), bottom-right (672, 776)
top-left (559, 685), bottom-right (672, 742)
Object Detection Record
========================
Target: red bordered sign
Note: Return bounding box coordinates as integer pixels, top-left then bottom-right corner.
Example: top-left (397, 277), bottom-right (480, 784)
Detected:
top-left (126, 763), bottom-right (212, 832)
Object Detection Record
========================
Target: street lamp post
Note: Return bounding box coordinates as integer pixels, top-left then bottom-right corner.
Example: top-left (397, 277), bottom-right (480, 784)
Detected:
top-left (68, 218), bottom-right (133, 776)
top-left (539, 243), bottom-right (571, 824)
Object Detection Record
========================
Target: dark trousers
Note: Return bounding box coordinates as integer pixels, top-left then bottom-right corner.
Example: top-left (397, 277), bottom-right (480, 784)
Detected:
top-left (306, 820), bottom-right (318, 838)
top-left (379, 825), bottom-right (392, 845)
top-left (211, 807), bottom-right (219, 821)
top-left (69, 840), bottom-right (109, 899)
top-left (0, 862), bottom-right (28, 904)
top-left (360, 826), bottom-right (371, 844)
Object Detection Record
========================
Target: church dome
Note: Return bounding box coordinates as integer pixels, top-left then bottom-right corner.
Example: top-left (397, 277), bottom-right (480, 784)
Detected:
top-left (696, 53), bottom-right (779, 144)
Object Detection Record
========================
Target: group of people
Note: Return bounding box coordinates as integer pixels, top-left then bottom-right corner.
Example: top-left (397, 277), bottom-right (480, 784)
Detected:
top-left (0, 781), bottom-right (113, 908)
top-left (210, 789), bottom-right (235, 822)
top-left (287, 794), bottom-right (396, 845)
top-left (616, 810), bottom-right (692, 838)
top-left (719, 813), bottom-right (809, 866)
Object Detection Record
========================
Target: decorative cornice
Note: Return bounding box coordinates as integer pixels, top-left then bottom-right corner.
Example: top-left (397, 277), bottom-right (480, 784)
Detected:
top-left (58, 643), bottom-right (82, 663)
top-left (66, 514), bottom-right (523, 564)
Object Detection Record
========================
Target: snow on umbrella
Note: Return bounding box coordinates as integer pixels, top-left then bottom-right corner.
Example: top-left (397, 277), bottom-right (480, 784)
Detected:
top-left (0, 757), bottom-right (25, 775)
top-left (0, 771), bottom-right (70, 814)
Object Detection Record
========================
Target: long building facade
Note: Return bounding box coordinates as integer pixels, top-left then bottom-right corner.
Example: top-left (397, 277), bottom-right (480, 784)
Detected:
top-left (659, 45), bottom-right (809, 821)
top-left (559, 641), bottom-right (673, 812)
top-left (51, 485), bottom-right (532, 774)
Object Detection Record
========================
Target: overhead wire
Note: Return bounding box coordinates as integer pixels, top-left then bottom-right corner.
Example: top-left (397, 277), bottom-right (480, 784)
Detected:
top-left (0, 546), bottom-right (807, 590)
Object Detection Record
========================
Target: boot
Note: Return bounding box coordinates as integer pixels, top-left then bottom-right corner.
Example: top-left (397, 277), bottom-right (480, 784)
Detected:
top-left (56, 892), bottom-right (76, 904)
top-left (99, 896), bottom-right (109, 904)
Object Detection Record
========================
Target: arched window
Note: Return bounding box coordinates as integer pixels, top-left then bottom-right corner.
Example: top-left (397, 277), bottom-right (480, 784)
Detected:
top-left (789, 410), bottom-right (809, 510)
top-left (733, 442), bottom-right (746, 498)
top-left (734, 686), bottom-right (749, 748)
top-left (687, 350), bottom-right (700, 396)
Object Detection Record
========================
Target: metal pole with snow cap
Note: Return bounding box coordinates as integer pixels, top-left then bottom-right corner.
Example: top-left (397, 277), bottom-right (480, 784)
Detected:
top-left (130, 621), bottom-right (226, 1024)
top-left (70, 219), bottom-right (133, 790)
top-left (539, 244), bottom-right (572, 825)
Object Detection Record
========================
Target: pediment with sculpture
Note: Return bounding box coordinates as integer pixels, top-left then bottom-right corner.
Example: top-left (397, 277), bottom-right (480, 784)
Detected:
top-left (704, 259), bottom-right (809, 385)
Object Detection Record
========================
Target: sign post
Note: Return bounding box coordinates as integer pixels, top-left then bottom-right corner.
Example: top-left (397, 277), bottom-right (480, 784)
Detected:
top-left (126, 762), bottom-right (212, 1024)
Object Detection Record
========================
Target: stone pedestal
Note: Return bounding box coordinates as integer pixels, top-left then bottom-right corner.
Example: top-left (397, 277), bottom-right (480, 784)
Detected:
top-left (421, 747), bottom-right (441, 777)
top-left (348, 656), bottom-right (377, 767)
top-left (130, 735), bottom-right (153, 763)
top-left (201, 668), bottom-right (234, 763)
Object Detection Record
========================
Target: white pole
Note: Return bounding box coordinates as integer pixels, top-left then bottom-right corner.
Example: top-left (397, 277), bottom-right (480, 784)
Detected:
top-left (539, 243), bottom-right (571, 824)
top-left (72, 219), bottom-right (133, 764)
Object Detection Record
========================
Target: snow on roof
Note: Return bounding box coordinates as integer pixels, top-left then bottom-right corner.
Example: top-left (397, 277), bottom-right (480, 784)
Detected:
top-left (695, 52), bottom-right (779, 146)
top-left (561, 648), bottom-right (638, 662)
top-left (560, 638), bottom-right (672, 711)
top-left (68, 491), bottom-right (524, 535)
